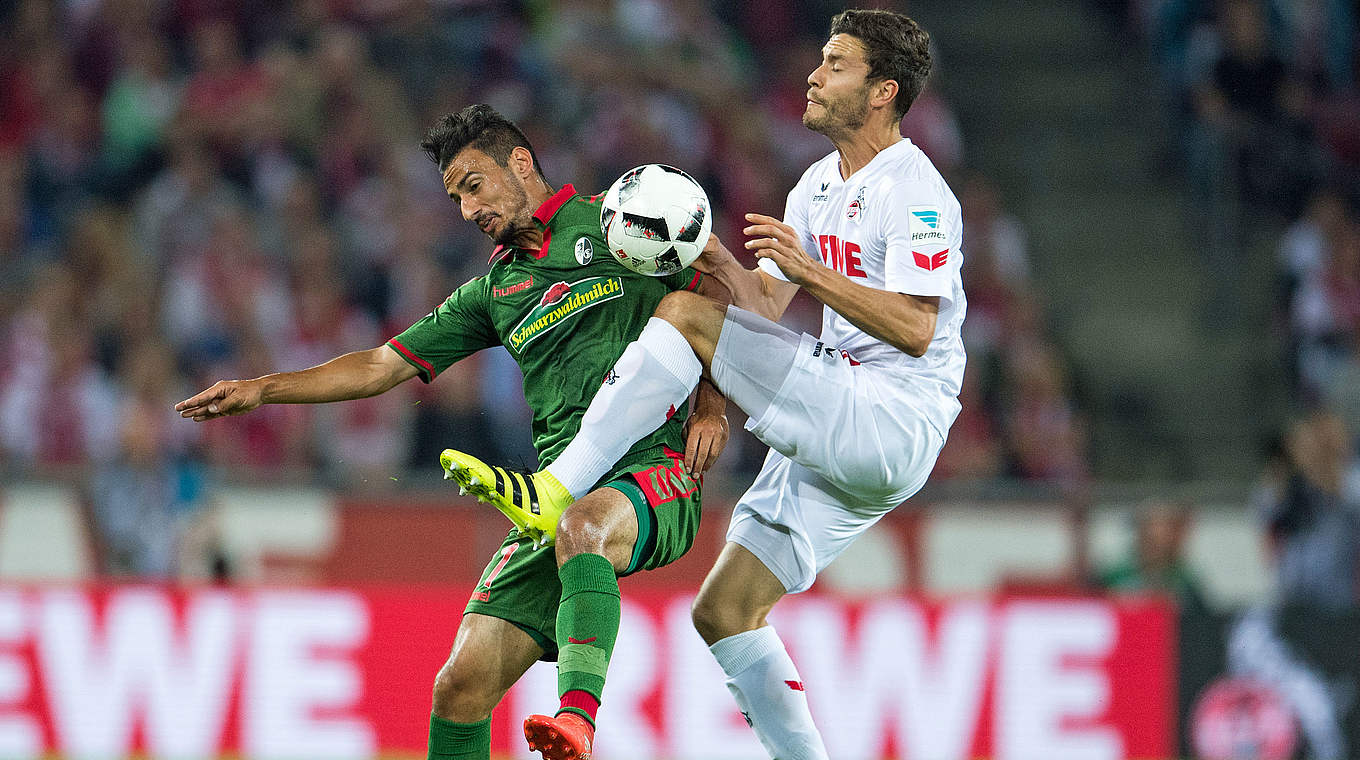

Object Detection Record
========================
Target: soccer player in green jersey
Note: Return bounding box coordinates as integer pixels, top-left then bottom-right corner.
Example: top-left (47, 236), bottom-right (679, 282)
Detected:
top-left (176, 104), bottom-right (730, 760)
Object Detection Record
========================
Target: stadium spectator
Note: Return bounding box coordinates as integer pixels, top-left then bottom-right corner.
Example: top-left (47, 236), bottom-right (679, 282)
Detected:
top-left (1001, 338), bottom-right (1090, 484)
top-left (90, 338), bottom-right (203, 576)
top-left (1253, 410), bottom-right (1360, 610)
top-left (1097, 499), bottom-right (1209, 609)
top-left (0, 263), bottom-right (118, 474)
top-left (1278, 188), bottom-right (1360, 400)
top-left (932, 367), bottom-right (1005, 480)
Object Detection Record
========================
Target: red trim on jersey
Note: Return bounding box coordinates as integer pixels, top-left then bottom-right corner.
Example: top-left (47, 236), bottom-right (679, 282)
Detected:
top-left (388, 339), bottom-right (435, 381)
top-left (484, 185), bottom-right (573, 264)
top-left (684, 270), bottom-right (703, 291)
top-left (533, 183), bottom-right (577, 225)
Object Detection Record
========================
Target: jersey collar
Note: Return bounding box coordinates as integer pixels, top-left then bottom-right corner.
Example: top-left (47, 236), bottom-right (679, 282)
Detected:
top-left (533, 183), bottom-right (576, 226)
top-left (486, 183), bottom-right (577, 265)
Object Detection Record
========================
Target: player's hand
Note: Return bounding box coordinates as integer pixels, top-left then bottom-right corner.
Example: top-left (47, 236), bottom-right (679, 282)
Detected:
top-left (744, 213), bottom-right (819, 285)
top-left (683, 411), bottom-right (729, 478)
top-left (694, 233), bottom-right (738, 274)
top-left (175, 380), bottom-right (264, 422)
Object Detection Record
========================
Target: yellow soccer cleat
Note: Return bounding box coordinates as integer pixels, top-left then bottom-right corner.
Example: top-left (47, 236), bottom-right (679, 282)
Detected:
top-left (439, 449), bottom-right (574, 548)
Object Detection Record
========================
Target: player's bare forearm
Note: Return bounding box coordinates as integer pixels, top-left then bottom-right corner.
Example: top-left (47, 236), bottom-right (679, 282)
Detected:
top-left (800, 267), bottom-right (938, 357)
top-left (683, 378), bottom-right (729, 477)
top-left (176, 346), bottom-right (419, 421)
top-left (693, 377), bottom-right (727, 419)
top-left (694, 264), bottom-right (733, 309)
top-left (733, 268), bottom-right (801, 323)
top-left (697, 234), bottom-right (796, 321)
top-left (261, 347), bottom-right (417, 403)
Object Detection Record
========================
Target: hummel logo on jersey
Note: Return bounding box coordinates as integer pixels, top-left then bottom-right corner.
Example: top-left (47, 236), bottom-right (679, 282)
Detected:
top-left (911, 209), bottom-right (940, 229)
top-left (913, 249), bottom-right (949, 271)
top-left (493, 275), bottom-right (533, 298)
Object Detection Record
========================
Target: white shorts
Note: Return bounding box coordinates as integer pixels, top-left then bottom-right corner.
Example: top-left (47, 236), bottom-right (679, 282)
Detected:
top-left (710, 306), bottom-right (945, 593)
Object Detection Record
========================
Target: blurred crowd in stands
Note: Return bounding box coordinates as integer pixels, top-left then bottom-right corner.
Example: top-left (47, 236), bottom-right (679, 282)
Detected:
top-left (0, 0), bottom-right (1094, 576)
top-left (1097, 0), bottom-right (1360, 610)
top-left (1115, 0), bottom-right (1360, 406)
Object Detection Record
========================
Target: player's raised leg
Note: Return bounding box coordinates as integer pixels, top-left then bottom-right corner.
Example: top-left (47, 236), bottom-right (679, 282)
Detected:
top-left (691, 543), bottom-right (830, 760)
top-left (429, 613), bottom-right (545, 760)
top-left (522, 487), bottom-right (640, 759)
top-left (547, 291), bottom-right (724, 497)
top-left (440, 448), bottom-right (574, 547)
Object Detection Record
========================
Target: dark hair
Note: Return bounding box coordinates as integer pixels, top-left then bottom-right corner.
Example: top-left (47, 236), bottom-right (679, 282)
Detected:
top-left (420, 104), bottom-right (546, 180)
top-left (829, 9), bottom-right (932, 120)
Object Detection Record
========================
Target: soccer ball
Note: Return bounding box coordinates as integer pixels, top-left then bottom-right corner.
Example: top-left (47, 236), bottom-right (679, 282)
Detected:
top-left (599, 164), bottom-right (712, 276)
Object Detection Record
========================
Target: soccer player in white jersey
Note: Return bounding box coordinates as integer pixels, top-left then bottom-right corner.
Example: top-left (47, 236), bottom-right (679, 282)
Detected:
top-left (439, 9), bottom-right (964, 758)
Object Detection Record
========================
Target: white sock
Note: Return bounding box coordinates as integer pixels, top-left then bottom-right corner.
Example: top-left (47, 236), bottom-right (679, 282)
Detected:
top-left (709, 626), bottom-right (829, 760)
top-left (547, 318), bottom-right (701, 498)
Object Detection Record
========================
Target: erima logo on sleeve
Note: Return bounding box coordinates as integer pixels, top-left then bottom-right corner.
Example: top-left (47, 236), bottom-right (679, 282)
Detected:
top-left (913, 249), bottom-right (949, 271)
top-left (908, 205), bottom-right (947, 244)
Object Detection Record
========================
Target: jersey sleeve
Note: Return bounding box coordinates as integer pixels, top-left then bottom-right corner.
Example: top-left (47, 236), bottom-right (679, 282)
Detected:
top-left (387, 277), bottom-right (498, 383)
top-left (881, 178), bottom-right (962, 306)
top-left (757, 178), bottom-right (821, 282)
top-left (661, 265), bottom-right (705, 293)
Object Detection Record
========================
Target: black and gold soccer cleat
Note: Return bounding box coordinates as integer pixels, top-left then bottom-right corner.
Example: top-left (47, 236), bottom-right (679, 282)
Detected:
top-left (439, 449), bottom-right (574, 548)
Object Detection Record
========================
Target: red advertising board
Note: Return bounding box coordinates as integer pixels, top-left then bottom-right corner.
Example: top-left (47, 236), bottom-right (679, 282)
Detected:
top-left (0, 587), bottom-right (1173, 759)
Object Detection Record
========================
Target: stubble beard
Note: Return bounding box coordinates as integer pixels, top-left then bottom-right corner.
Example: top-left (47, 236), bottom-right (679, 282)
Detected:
top-left (492, 180), bottom-right (536, 246)
top-left (803, 87), bottom-right (871, 140)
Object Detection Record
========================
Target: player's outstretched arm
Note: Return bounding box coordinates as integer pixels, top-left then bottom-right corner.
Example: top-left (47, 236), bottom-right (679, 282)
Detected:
top-left (175, 346), bottom-right (420, 422)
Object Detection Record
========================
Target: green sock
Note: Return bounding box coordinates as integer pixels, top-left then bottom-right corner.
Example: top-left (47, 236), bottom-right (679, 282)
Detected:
top-left (427, 713), bottom-right (490, 760)
top-left (555, 552), bottom-right (621, 724)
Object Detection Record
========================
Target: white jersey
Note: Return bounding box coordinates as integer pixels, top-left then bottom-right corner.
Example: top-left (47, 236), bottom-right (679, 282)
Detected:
top-left (759, 137), bottom-right (966, 439)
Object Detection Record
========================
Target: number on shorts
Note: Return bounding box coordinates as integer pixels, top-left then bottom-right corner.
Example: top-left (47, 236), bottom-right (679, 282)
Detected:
top-left (472, 543), bottom-right (519, 602)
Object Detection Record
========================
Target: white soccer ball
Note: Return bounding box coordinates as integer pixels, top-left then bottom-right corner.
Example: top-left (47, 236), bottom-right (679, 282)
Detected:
top-left (599, 164), bottom-right (712, 276)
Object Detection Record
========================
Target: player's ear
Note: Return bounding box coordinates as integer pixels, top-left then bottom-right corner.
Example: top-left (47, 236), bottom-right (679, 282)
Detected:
top-left (509, 146), bottom-right (536, 181)
top-left (871, 78), bottom-right (899, 110)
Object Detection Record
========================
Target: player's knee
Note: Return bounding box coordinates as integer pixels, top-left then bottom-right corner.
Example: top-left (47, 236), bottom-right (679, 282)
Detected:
top-left (654, 290), bottom-right (705, 332)
top-left (691, 590), bottom-right (760, 645)
top-left (553, 505), bottom-right (609, 564)
top-left (430, 658), bottom-right (498, 722)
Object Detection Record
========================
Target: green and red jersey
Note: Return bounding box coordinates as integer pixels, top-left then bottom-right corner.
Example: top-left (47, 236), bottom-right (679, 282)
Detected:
top-left (388, 184), bottom-right (704, 466)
